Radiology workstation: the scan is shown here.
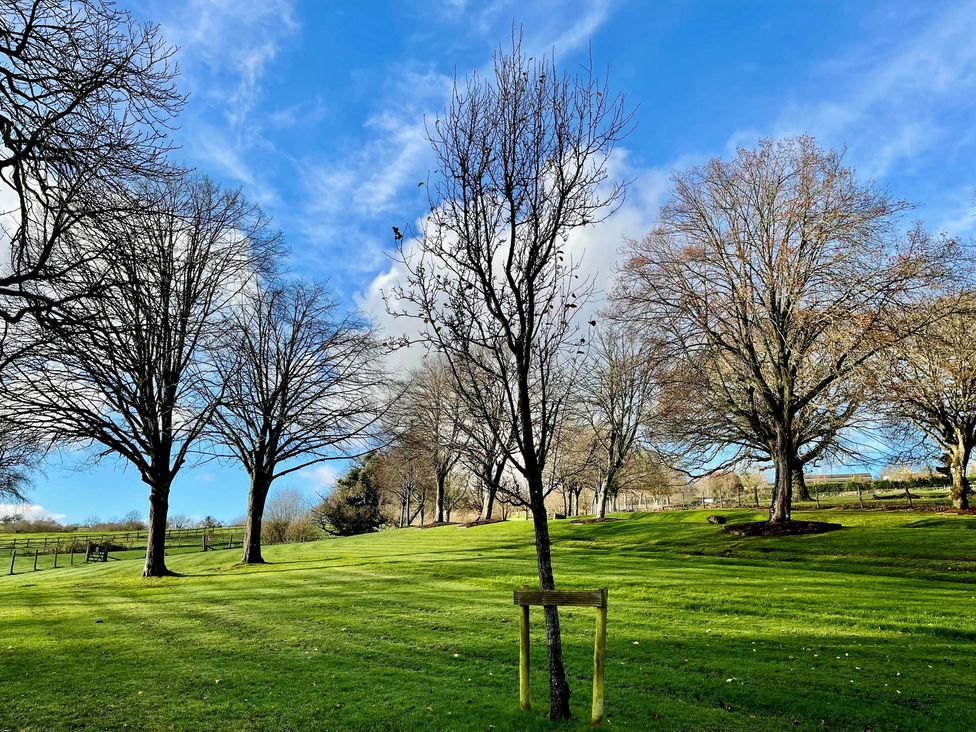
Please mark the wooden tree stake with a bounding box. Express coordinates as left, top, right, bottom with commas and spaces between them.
514, 587, 609, 725
519, 601, 531, 711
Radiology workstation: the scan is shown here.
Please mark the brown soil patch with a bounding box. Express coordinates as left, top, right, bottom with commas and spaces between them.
722, 520, 843, 537
570, 517, 622, 525
458, 518, 505, 528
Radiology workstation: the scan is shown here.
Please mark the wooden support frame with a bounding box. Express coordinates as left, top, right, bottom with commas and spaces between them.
514, 587, 609, 725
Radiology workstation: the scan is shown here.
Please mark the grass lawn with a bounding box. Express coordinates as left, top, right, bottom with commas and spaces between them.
1, 509, 975, 731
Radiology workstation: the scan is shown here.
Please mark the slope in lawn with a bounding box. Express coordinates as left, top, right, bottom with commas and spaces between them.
1, 510, 975, 731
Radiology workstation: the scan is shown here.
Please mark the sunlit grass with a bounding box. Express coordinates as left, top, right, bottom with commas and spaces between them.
2, 509, 975, 730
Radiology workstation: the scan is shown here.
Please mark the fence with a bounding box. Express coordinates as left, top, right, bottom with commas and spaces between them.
3, 525, 245, 575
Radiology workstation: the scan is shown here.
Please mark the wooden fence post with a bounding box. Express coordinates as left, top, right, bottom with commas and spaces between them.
592, 588, 608, 725
9, 548, 15, 575
54, 542, 60, 569
33, 548, 39, 571
519, 601, 531, 711
70, 548, 75, 566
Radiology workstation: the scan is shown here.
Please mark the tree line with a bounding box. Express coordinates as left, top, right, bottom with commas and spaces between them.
0, 6, 974, 722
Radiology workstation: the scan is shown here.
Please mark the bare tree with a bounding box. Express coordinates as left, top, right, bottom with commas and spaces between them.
616, 137, 956, 524
580, 326, 660, 519
393, 360, 463, 524
209, 280, 384, 563
389, 36, 629, 719
372, 441, 434, 527
546, 421, 600, 517
454, 362, 513, 521
5, 176, 276, 576
263, 486, 312, 544
0, 0, 182, 330
877, 299, 976, 509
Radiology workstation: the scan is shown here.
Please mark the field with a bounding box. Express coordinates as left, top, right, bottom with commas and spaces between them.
2, 509, 975, 731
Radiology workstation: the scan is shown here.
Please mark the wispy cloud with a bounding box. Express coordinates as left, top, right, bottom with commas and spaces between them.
744, 1, 976, 175
149, 0, 299, 196
301, 2, 617, 287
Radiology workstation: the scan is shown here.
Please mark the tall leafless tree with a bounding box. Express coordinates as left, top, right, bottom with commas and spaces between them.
4, 176, 276, 576
580, 326, 660, 519
389, 35, 630, 719
616, 137, 957, 524
393, 360, 463, 524
0, 0, 182, 333
877, 297, 976, 509
209, 280, 384, 563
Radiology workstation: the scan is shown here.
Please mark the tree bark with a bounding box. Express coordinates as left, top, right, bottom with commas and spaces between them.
528, 474, 571, 721
769, 445, 794, 523
242, 472, 271, 564
793, 467, 812, 502
435, 472, 446, 523
143, 478, 173, 577
479, 483, 497, 521
949, 444, 971, 510
595, 476, 611, 519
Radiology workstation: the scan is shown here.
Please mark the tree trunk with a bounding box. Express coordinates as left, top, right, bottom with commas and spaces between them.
435, 472, 446, 523
949, 444, 971, 510
143, 478, 173, 577
769, 448, 794, 523
595, 476, 611, 519
242, 472, 271, 564
480, 483, 497, 521
528, 474, 571, 721
793, 467, 812, 502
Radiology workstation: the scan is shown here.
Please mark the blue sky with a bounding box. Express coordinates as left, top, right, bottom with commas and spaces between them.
17, 0, 976, 524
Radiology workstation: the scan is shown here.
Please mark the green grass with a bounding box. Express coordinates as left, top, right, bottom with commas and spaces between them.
2, 509, 975, 731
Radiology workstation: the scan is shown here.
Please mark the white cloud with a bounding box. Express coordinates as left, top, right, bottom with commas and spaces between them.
299, 464, 342, 495
0, 503, 66, 523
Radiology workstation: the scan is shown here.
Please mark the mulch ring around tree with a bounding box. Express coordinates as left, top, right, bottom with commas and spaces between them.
420, 521, 457, 529
570, 517, 622, 525
722, 520, 843, 537
458, 518, 505, 528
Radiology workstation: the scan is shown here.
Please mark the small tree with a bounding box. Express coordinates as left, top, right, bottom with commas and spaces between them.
390, 36, 630, 719
372, 441, 434, 527
392, 360, 463, 524
315, 463, 383, 536
579, 327, 660, 519
263, 487, 312, 544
